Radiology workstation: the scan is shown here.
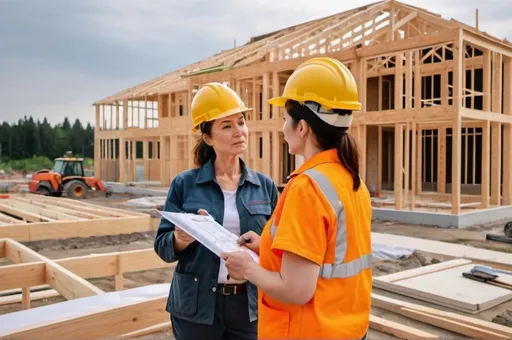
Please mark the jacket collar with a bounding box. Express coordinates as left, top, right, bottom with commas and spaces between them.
195, 157, 261, 187
288, 148, 340, 180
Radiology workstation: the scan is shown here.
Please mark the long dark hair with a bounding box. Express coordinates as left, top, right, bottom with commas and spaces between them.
285, 100, 361, 191
193, 121, 216, 167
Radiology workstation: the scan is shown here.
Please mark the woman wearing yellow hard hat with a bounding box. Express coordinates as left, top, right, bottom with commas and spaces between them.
222, 57, 372, 339
154, 82, 278, 340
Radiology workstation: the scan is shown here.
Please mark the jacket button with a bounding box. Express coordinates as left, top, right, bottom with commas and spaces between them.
212, 287, 217, 292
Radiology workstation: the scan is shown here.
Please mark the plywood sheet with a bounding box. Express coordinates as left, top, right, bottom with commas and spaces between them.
374, 261, 512, 313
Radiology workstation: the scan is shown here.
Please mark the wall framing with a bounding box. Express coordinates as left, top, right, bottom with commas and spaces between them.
93, 0, 512, 221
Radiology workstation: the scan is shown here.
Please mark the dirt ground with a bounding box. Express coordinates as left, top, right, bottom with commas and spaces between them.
1, 195, 512, 339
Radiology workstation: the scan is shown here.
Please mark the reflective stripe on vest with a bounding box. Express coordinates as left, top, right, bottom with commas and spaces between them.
270, 168, 372, 279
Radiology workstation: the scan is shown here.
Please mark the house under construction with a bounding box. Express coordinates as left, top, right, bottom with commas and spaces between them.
93, 0, 512, 227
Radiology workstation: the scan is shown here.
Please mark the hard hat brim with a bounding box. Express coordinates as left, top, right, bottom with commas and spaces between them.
191, 106, 252, 133
268, 96, 287, 107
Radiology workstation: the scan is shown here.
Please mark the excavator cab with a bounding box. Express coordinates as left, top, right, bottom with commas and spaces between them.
53, 158, 85, 178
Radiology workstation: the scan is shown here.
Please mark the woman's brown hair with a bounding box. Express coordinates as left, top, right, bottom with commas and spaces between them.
192, 121, 216, 167
285, 100, 361, 191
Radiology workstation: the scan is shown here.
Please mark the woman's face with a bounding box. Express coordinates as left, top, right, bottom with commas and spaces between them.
205, 113, 248, 156
282, 110, 304, 155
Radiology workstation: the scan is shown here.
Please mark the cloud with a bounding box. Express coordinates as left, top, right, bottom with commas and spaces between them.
0, 0, 511, 127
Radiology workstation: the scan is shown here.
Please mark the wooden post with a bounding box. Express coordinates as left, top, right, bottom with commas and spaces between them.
394, 123, 404, 210
438, 128, 446, 193
143, 140, 149, 181
404, 123, 410, 205
119, 138, 126, 183
377, 126, 382, 193
94, 105, 101, 179
503, 56, 512, 205
451, 30, 463, 215
411, 122, 417, 210
481, 120, 490, 208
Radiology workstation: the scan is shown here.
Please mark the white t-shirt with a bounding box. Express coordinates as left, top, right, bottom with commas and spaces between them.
217, 188, 246, 284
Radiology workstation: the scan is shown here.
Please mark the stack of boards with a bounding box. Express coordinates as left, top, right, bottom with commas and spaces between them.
373, 259, 512, 314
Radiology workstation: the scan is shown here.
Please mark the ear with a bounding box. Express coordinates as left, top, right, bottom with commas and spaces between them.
298, 120, 310, 138
202, 133, 213, 147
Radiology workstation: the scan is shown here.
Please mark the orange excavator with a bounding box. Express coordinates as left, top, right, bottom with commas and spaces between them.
28, 155, 113, 199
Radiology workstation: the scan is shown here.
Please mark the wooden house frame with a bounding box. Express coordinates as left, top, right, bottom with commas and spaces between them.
93, 0, 512, 219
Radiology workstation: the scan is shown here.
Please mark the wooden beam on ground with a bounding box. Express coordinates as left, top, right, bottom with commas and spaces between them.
0, 296, 169, 340
0, 247, 170, 292
5, 240, 103, 300
372, 294, 512, 339
369, 315, 438, 339
0, 199, 84, 221
0, 263, 45, 291
11, 197, 104, 219
0, 212, 26, 224
18, 194, 142, 218
0, 215, 152, 242
0, 202, 53, 222
0, 289, 59, 306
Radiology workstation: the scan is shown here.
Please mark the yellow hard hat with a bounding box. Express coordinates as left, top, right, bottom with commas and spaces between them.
268, 57, 361, 111
191, 82, 251, 133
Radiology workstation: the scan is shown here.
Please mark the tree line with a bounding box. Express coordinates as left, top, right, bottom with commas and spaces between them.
0, 116, 94, 162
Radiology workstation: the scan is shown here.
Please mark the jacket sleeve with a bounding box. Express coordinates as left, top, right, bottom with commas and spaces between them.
154, 176, 186, 263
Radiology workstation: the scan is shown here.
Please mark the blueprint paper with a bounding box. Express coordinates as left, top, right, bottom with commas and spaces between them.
160, 211, 260, 263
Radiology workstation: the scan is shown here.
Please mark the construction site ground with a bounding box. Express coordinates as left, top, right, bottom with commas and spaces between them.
1, 193, 511, 339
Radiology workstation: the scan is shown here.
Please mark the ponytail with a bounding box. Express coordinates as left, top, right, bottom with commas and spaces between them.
336, 132, 361, 191
192, 121, 216, 167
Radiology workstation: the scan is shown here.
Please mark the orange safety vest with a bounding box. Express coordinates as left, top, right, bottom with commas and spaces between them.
258, 148, 372, 339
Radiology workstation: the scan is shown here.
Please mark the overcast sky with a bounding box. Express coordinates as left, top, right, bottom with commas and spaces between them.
1, 0, 510, 126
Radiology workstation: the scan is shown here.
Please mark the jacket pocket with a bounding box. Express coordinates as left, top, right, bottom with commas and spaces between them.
258, 298, 290, 338
168, 272, 199, 316
243, 200, 272, 216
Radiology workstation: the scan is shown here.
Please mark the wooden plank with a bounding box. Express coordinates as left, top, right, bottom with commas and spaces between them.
374, 264, 512, 313
461, 108, 512, 124
0, 248, 170, 291
57, 249, 170, 278
376, 259, 472, 282
0, 296, 169, 340
0, 263, 45, 291
0, 212, 25, 224
0, 202, 53, 222
357, 28, 459, 58
0, 199, 84, 221
372, 294, 512, 338
19, 194, 141, 218
369, 315, 439, 339
0, 289, 59, 306
353, 106, 453, 125
11, 197, 104, 219
5, 240, 103, 300
0, 215, 152, 242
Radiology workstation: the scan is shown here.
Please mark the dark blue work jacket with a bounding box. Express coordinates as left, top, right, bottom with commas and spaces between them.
154, 158, 278, 325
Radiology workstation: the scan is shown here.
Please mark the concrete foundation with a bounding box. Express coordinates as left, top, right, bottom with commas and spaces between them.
372, 206, 512, 229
